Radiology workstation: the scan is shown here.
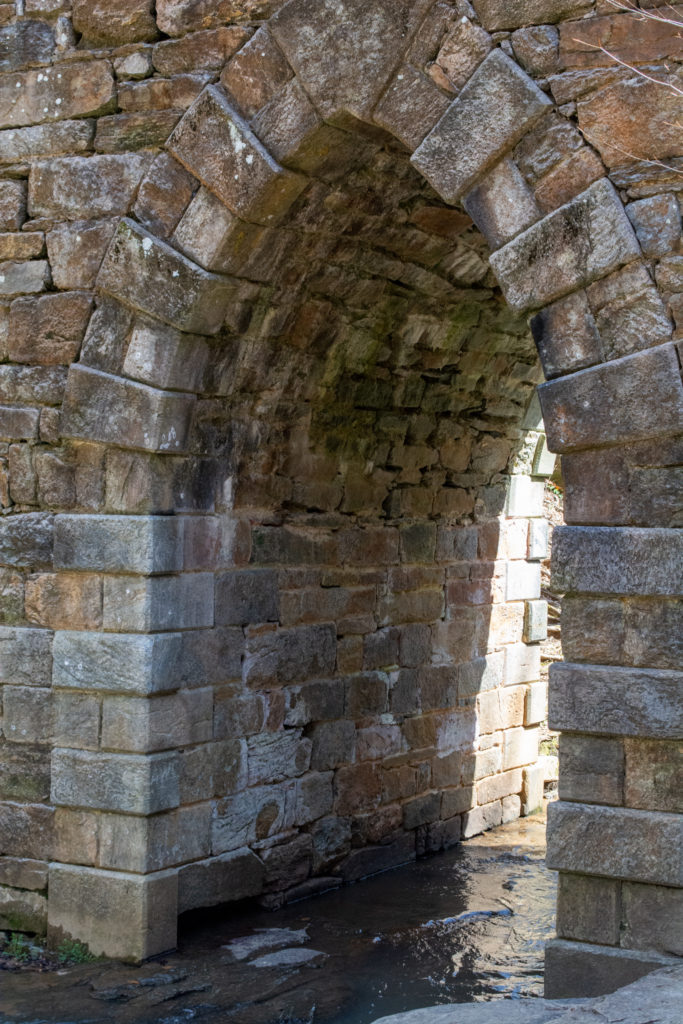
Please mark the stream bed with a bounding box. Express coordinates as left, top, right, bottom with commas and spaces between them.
0, 813, 555, 1024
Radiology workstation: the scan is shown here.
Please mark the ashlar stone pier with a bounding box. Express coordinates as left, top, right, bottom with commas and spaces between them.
0, 0, 681, 998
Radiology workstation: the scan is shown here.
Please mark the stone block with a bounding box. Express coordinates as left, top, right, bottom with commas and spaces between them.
0, 20, 54, 75
178, 626, 243, 689
215, 569, 278, 626
462, 800, 503, 838
133, 152, 198, 240
524, 679, 547, 725
412, 50, 551, 203
123, 317, 210, 393
45, 219, 116, 291
53, 691, 100, 751
556, 873, 621, 946
504, 643, 541, 685
0, 406, 40, 441
338, 833, 415, 883
153, 26, 248, 76
373, 65, 451, 151
587, 263, 673, 362
472, 0, 591, 31
61, 365, 195, 454
0, 260, 50, 299
167, 85, 307, 227
309, 720, 356, 771
172, 186, 267, 276
544, 938, 680, 1000
295, 771, 334, 826
0, 512, 53, 569
506, 476, 545, 517
551, 526, 683, 597
284, 680, 344, 728
247, 730, 311, 786
0, 858, 47, 891
51, 748, 179, 814
511, 25, 560, 77
506, 561, 541, 602
212, 784, 293, 854
25, 572, 101, 631
79, 295, 134, 375
0, 885, 47, 934
52, 631, 182, 695
0, 802, 54, 860
101, 689, 212, 753
98, 804, 211, 874
503, 726, 539, 770
0, 121, 94, 166
546, 801, 682, 886
220, 26, 293, 120
0, 181, 26, 232
47, 864, 177, 962
96, 219, 231, 336
102, 573, 214, 631
244, 623, 336, 687
270, 0, 433, 123
433, 17, 493, 93
0, 61, 115, 131
521, 763, 544, 815
490, 179, 641, 312
8, 292, 92, 366
524, 602, 548, 646
624, 738, 683, 814
72, 0, 156, 46
530, 290, 602, 379
29, 154, 151, 221
0, 626, 52, 686
0, 743, 50, 802
463, 158, 540, 250
621, 882, 683, 956
334, 762, 382, 816
477, 769, 522, 807
54, 514, 183, 574
178, 847, 264, 914
627, 194, 681, 259
0, 233, 44, 262
550, 662, 683, 740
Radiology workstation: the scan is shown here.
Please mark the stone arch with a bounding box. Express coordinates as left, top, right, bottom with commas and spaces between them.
0, 0, 681, 997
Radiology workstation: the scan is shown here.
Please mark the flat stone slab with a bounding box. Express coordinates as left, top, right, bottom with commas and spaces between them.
222, 927, 309, 962
249, 947, 326, 968
371, 965, 683, 1023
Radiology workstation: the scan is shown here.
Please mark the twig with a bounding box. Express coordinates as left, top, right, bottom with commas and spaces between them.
576, 123, 683, 177
604, 0, 683, 29
571, 38, 683, 96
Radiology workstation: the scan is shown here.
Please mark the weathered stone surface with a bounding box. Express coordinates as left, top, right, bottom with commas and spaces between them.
561, 594, 683, 670
172, 186, 266, 275
464, 158, 541, 250
153, 26, 249, 76
94, 110, 183, 154
96, 219, 231, 335
270, 0, 434, 123
48, 864, 177, 961
168, 85, 307, 226
178, 847, 264, 913
0, 512, 53, 569
216, 569, 279, 626
220, 25, 293, 120
544, 940, 681, 1001
512, 25, 560, 77
550, 663, 683, 740
0, 885, 47, 934
54, 514, 183, 574
621, 883, 683, 956
0, 232, 44, 261
558, 733, 624, 805
546, 801, 682, 886
0, 20, 54, 74
156, 0, 281, 36
212, 783, 293, 853
433, 18, 493, 94
29, 153, 152, 220
586, 263, 672, 361
557, 873, 620, 946
0, 120, 94, 165
244, 623, 337, 687
8, 291, 92, 365
0, 181, 26, 232
472, 0, 591, 31
0, 259, 50, 299
540, 345, 683, 453
0, 857, 47, 891
412, 50, 551, 203
72, 0, 157, 46
52, 748, 179, 814
61, 365, 195, 453
0, 62, 115, 131
490, 179, 641, 312
627, 194, 681, 259
52, 630, 182, 694
0, 744, 50, 802
624, 738, 683, 814
133, 152, 198, 239
552, 526, 683, 598
101, 689, 212, 753
531, 290, 602, 378
123, 317, 210, 392
46, 219, 117, 290
103, 573, 213, 631
373, 65, 451, 152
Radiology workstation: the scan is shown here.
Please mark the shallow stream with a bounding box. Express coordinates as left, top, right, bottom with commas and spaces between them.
0, 813, 555, 1024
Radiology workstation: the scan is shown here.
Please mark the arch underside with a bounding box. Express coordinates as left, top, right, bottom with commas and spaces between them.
0, 0, 681, 996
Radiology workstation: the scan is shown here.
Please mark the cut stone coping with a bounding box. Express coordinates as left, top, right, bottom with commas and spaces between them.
369, 965, 683, 1023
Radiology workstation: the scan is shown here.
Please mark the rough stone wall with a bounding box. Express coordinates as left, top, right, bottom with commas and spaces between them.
0, 0, 680, 995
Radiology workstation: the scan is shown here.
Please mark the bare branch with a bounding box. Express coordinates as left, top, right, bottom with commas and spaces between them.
604, 0, 683, 29
571, 37, 683, 95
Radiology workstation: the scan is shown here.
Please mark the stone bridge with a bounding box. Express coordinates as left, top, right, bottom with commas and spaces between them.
0, 0, 681, 997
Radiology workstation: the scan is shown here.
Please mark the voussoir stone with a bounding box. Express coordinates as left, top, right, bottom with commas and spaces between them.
270, 0, 434, 123
0, 62, 115, 131
61, 364, 196, 453
96, 218, 231, 335
167, 85, 307, 226
412, 49, 552, 204
490, 178, 641, 312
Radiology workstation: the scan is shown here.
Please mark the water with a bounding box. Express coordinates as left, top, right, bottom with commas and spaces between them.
0, 814, 555, 1024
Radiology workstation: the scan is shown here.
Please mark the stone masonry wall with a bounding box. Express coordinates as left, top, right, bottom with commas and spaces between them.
0, 0, 680, 994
